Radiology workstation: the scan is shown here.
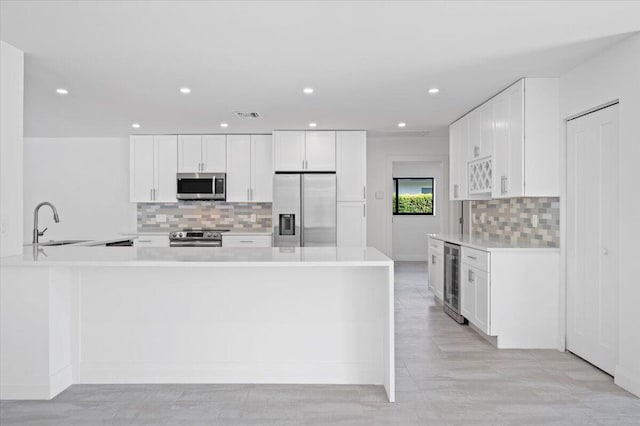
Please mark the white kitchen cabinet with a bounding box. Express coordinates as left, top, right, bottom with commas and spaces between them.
337, 131, 367, 202
130, 135, 177, 203
273, 131, 336, 172
226, 134, 273, 202
337, 202, 367, 247
178, 135, 226, 172
492, 78, 558, 198
250, 135, 273, 202
222, 234, 272, 247
449, 77, 559, 200
305, 131, 336, 171
428, 237, 445, 300
449, 118, 468, 200
274, 131, 305, 171
133, 235, 170, 247
461, 254, 491, 335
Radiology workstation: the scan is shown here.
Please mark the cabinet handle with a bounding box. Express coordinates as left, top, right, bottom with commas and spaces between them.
202, 163, 206, 172
363, 204, 366, 217
454, 184, 459, 198
501, 176, 508, 195
468, 269, 475, 283
432, 255, 436, 265
305, 159, 309, 169
467, 255, 477, 260
250, 188, 253, 201
153, 188, 157, 200
363, 186, 366, 199
240, 241, 252, 243
474, 146, 480, 157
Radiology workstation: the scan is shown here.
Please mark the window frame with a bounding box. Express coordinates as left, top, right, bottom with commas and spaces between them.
392, 177, 435, 216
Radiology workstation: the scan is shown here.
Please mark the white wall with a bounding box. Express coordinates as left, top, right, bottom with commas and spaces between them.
0, 41, 24, 257
367, 135, 449, 258
392, 161, 444, 261
23, 138, 137, 242
559, 32, 640, 397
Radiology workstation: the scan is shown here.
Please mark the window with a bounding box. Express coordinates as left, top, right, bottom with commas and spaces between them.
392, 178, 434, 215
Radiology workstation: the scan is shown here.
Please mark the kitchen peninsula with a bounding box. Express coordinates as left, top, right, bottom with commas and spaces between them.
0, 246, 395, 402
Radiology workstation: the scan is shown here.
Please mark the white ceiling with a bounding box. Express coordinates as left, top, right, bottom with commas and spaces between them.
1, 1, 639, 137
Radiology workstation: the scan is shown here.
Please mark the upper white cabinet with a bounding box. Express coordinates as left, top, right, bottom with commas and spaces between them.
130, 135, 177, 203
449, 119, 468, 200
274, 131, 336, 172
178, 135, 226, 172
336, 131, 367, 202
449, 77, 559, 201
226, 134, 273, 202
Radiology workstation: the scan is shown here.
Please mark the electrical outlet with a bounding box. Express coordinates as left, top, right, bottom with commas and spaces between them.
375, 191, 384, 200
250, 214, 257, 223
156, 214, 166, 223
531, 214, 539, 228
480, 213, 486, 223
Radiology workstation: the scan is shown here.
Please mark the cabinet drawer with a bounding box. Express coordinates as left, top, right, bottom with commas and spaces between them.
428, 237, 444, 254
222, 235, 272, 247
461, 246, 489, 272
134, 236, 170, 248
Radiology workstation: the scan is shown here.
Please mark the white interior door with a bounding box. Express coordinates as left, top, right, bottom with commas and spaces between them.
566, 103, 619, 375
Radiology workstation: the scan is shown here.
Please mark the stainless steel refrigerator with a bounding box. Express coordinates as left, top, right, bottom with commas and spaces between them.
273, 173, 336, 247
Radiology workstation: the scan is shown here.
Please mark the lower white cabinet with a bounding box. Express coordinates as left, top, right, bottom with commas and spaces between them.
134, 235, 170, 247
222, 234, 272, 247
428, 237, 445, 300
460, 247, 491, 335
337, 202, 367, 247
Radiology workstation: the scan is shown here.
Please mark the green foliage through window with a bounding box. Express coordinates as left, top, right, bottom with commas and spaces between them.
393, 178, 434, 215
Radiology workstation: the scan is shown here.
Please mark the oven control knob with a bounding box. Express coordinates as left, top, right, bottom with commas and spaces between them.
171, 232, 177, 238
206, 232, 213, 238
178, 232, 183, 238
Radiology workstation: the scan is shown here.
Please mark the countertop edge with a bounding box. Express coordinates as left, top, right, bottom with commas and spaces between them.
428, 234, 560, 252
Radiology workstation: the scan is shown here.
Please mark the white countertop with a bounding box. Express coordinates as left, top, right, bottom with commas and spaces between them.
428, 233, 560, 252
2, 246, 392, 267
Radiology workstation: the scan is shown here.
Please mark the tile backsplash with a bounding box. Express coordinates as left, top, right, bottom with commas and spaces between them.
471, 197, 560, 247
138, 202, 272, 232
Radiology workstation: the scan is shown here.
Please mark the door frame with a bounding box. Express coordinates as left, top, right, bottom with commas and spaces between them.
559, 99, 620, 352
384, 156, 448, 258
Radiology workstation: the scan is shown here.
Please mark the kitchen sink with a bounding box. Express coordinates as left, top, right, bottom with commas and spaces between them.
37, 239, 91, 246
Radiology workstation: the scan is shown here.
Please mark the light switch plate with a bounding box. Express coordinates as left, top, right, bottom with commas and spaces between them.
375, 191, 384, 199
250, 214, 257, 223
531, 214, 539, 228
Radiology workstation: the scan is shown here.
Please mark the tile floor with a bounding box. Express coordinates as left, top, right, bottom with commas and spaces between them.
1, 261, 639, 425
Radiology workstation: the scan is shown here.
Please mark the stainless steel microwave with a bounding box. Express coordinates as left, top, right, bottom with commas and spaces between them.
176, 173, 226, 200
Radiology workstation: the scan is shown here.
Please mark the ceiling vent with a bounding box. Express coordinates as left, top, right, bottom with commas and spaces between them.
234, 111, 261, 119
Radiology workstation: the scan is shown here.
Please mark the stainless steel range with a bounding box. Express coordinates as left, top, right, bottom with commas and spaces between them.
169, 229, 229, 247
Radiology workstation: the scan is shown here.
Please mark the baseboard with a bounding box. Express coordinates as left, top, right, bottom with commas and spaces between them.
78, 361, 383, 385
49, 365, 73, 398
614, 364, 640, 397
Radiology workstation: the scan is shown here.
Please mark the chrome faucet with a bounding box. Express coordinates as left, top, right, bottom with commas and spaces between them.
33, 202, 60, 244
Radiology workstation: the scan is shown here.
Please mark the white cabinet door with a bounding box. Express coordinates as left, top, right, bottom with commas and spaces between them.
468, 108, 482, 161
251, 135, 273, 202
493, 81, 524, 198
134, 235, 170, 247
434, 253, 444, 301
154, 135, 178, 202
178, 135, 203, 172
428, 252, 437, 292
449, 118, 469, 200
202, 135, 226, 172
460, 263, 475, 320
337, 131, 366, 201
274, 131, 305, 171
226, 135, 251, 202
492, 90, 509, 198
474, 267, 490, 335
480, 101, 494, 159
305, 131, 336, 171
337, 202, 366, 247
130, 136, 155, 202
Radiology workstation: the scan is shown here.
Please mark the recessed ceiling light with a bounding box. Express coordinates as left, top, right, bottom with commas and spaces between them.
56, 88, 69, 95
309, 122, 317, 128
220, 123, 229, 128
397, 122, 407, 128
180, 87, 191, 94
131, 123, 141, 129
428, 88, 440, 94
303, 87, 314, 94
